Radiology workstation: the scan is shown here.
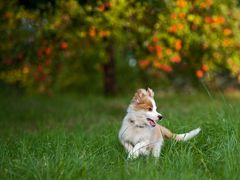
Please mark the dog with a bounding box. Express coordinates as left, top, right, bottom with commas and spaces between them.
118, 88, 201, 159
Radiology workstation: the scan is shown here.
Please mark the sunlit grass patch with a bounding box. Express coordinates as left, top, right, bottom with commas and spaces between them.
0, 93, 239, 179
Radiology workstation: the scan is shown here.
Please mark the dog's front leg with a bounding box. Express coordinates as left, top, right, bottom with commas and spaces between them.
152, 141, 163, 158
128, 141, 149, 159
123, 142, 133, 153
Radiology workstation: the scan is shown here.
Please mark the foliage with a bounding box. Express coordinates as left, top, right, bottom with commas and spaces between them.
0, 0, 240, 94
139, 0, 240, 86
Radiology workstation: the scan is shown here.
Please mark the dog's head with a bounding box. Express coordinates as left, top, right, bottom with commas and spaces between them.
128, 88, 163, 127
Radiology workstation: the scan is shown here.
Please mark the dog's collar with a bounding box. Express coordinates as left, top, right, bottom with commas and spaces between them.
136, 125, 144, 128
128, 118, 148, 129
135, 124, 148, 128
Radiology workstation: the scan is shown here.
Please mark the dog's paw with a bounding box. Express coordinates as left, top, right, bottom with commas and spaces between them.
127, 151, 139, 160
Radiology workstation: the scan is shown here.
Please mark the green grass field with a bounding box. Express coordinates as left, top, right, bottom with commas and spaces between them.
0, 91, 240, 179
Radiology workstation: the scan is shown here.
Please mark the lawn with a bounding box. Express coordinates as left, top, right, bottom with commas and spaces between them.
0, 91, 240, 179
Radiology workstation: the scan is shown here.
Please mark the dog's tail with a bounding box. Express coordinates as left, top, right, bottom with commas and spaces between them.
160, 126, 201, 141
174, 128, 201, 141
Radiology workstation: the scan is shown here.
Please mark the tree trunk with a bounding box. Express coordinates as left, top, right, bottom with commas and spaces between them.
103, 43, 117, 96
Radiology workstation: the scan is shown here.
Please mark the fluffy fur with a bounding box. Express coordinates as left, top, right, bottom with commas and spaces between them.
118, 88, 201, 159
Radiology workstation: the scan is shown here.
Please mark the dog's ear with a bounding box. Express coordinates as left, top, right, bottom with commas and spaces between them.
147, 88, 154, 97
132, 89, 147, 104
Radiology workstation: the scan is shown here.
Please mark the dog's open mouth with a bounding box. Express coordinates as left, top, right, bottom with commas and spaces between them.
147, 118, 156, 127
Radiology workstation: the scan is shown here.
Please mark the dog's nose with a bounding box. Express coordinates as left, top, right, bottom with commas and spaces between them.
158, 115, 163, 120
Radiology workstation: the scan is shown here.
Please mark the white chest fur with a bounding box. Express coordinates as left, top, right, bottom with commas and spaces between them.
118, 115, 153, 145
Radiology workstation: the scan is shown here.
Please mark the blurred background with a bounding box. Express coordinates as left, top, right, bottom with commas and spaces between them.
1, 0, 240, 96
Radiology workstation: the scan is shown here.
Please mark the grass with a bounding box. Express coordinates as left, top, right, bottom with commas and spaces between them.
0, 91, 240, 179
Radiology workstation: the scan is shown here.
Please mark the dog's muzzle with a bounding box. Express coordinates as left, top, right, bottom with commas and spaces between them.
147, 118, 156, 127
158, 115, 163, 120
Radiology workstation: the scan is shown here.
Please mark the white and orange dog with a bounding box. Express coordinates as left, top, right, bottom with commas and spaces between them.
118, 88, 201, 159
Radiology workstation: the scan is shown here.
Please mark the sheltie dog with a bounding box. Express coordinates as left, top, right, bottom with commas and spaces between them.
118, 88, 201, 159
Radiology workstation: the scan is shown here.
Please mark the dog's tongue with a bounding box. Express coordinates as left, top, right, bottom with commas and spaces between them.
148, 119, 156, 127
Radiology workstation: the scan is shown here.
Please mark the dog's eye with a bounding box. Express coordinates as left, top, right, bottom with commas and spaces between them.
148, 107, 152, 111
